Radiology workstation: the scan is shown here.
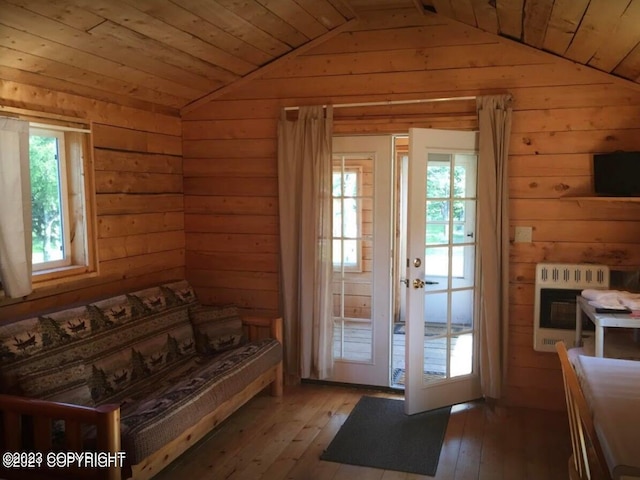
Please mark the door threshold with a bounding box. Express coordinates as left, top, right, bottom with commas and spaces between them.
301, 378, 404, 395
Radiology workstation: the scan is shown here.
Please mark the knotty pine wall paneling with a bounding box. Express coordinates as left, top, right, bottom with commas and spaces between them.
183, 112, 280, 318
0, 81, 185, 321
182, 8, 640, 410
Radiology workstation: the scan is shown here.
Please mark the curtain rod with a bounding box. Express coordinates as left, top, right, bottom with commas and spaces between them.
283, 96, 477, 111
30, 122, 91, 133
0, 106, 89, 129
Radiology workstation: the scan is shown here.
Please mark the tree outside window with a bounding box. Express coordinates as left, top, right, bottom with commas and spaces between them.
425, 154, 477, 279
29, 131, 67, 266
26, 122, 96, 280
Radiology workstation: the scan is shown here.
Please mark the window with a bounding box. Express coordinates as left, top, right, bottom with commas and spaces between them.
30, 128, 71, 270
332, 160, 363, 272
28, 122, 96, 281
425, 153, 477, 279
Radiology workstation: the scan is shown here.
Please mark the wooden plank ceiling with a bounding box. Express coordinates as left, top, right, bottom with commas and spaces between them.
417, 0, 640, 86
0, 0, 355, 113
1, 0, 640, 114
350, 0, 640, 88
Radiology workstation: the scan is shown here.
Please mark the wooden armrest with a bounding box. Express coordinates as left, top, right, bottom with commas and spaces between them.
241, 316, 273, 327
240, 316, 284, 397
242, 316, 283, 343
0, 394, 118, 419
0, 394, 121, 480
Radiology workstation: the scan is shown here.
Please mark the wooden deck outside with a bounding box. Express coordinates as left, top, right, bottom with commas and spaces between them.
334, 321, 473, 388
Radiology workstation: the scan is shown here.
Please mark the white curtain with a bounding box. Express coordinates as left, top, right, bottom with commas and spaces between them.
476, 95, 512, 399
0, 117, 32, 298
277, 105, 334, 381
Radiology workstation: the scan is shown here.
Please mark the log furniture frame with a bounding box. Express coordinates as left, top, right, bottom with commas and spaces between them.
0, 316, 283, 480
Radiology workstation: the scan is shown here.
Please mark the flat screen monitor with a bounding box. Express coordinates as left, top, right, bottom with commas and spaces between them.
593, 151, 640, 196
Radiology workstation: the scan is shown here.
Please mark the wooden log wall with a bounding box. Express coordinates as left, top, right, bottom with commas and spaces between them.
183, 7, 640, 410
0, 80, 184, 321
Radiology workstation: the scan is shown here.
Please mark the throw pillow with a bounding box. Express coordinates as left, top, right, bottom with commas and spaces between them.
189, 305, 245, 355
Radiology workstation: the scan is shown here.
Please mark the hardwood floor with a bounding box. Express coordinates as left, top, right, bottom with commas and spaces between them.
152, 383, 571, 480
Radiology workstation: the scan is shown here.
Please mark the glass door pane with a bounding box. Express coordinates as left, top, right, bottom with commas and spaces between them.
332, 154, 373, 362
330, 135, 392, 388
422, 152, 477, 383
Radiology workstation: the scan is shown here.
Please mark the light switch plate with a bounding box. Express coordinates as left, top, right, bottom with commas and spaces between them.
514, 226, 533, 243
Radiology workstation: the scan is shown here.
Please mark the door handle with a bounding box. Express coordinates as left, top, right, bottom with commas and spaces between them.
413, 279, 425, 289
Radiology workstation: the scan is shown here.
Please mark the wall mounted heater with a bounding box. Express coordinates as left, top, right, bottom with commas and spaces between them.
533, 263, 610, 352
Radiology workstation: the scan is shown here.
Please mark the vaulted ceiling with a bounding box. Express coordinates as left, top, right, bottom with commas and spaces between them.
1, 0, 639, 114
419, 0, 640, 83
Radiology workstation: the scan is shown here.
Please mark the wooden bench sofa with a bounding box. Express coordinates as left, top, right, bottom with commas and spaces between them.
0, 280, 283, 480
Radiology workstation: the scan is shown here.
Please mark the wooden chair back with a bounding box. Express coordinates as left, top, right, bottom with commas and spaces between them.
556, 341, 611, 480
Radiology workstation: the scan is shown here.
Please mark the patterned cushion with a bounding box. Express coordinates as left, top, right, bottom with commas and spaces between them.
88, 295, 137, 329
47, 384, 94, 406
1, 304, 194, 396
118, 338, 282, 463
86, 280, 197, 330
18, 360, 93, 406
0, 306, 94, 391
86, 318, 196, 405
0, 282, 285, 466
189, 305, 245, 355
0, 306, 93, 356
0, 281, 196, 391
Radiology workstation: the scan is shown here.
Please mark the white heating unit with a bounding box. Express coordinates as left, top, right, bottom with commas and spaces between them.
533, 263, 610, 352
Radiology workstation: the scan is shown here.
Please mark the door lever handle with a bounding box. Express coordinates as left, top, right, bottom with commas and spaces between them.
413, 279, 425, 289
424, 280, 439, 285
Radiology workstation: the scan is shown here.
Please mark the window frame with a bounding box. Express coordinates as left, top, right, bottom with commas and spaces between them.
29, 126, 73, 272
332, 161, 364, 273
28, 121, 97, 284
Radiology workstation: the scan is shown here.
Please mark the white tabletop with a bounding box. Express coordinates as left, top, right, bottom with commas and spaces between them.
576, 296, 640, 358
577, 295, 640, 328
575, 354, 640, 478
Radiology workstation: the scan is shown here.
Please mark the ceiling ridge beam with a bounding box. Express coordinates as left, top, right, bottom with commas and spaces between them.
181, 17, 359, 115
412, 0, 426, 15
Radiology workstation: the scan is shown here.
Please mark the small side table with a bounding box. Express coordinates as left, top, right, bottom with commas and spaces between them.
575, 295, 640, 357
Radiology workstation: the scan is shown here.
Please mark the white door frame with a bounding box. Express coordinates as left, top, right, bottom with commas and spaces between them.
329, 135, 393, 387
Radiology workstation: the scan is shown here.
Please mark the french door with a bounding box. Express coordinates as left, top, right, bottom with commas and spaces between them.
329, 135, 392, 387
405, 128, 481, 415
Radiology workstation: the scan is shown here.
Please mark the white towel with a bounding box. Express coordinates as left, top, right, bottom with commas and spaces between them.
620, 292, 640, 299
620, 296, 640, 311
582, 289, 640, 310
581, 289, 626, 301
